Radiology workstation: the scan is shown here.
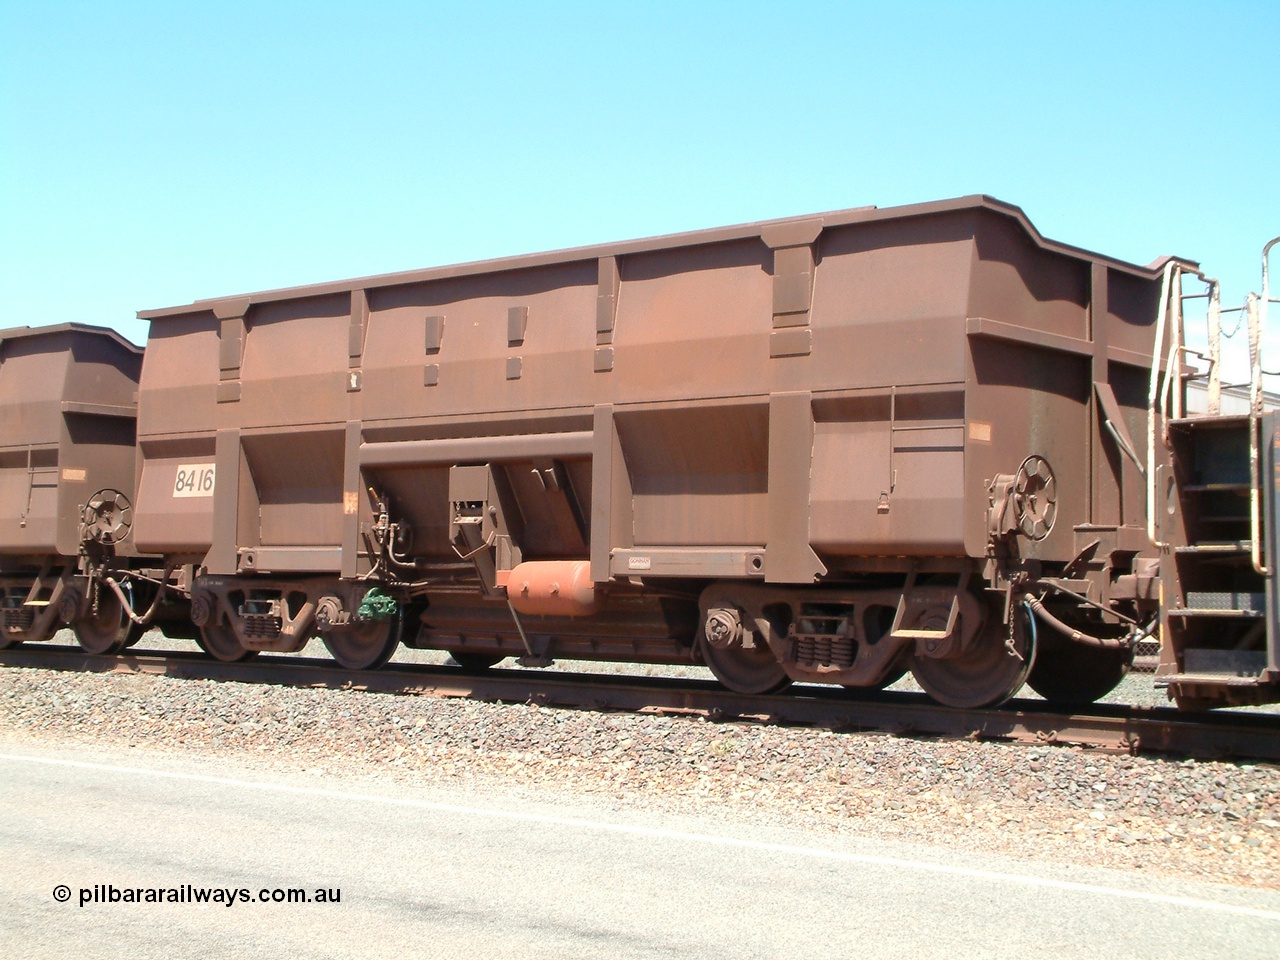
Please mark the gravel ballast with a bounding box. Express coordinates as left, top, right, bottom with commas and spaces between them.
2, 664, 1278, 890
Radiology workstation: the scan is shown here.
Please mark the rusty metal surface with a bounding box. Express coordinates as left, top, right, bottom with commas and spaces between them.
4, 645, 1278, 762
0, 324, 142, 559
138, 197, 1178, 320
133, 195, 1174, 577
117, 194, 1202, 707
5, 197, 1273, 711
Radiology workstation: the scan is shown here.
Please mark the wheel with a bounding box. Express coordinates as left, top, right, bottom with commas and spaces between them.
699, 633, 791, 695
73, 588, 133, 655
322, 616, 401, 670
1026, 632, 1134, 706
701, 636, 791, 694
696, 598, 792, 695
5, 623, 55, 646
121, 584, 155, 648
196, 624, 258, 662
875, 662, 910, 689
847, 608, 908, 690
856, 650, 911, 691
701, 634, 791, 694
123, 621, 149, 648
158, 618, 201, 641
2, 585, 55, 646
1173, 693, 1218, 711
449, 651, 506, 672
910, 598, 1035, 709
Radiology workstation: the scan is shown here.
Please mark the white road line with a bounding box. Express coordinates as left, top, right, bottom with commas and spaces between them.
5, 751, 1279, 922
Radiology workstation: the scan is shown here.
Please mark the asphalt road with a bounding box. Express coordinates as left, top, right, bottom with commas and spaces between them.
2, 741, 1277, 960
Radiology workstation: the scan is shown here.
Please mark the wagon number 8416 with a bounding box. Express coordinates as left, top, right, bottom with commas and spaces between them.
173, 463, 216, 498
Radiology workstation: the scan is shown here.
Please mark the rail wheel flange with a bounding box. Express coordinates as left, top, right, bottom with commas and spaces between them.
910, 596, 1035, 709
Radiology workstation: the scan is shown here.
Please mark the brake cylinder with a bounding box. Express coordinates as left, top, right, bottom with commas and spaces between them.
503, 560, 598, 617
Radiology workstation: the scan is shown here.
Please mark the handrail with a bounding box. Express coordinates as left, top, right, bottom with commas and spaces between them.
1168, 277, 1185, 422
1264, 237, 1278, 311
1145, 262, 1221, 549
1248, 237, 1280, 576
1147, 261, 1179, 549
1248, 291, 1266, 574
1206, 281, 1222, 415
1144, 242, 1278, 569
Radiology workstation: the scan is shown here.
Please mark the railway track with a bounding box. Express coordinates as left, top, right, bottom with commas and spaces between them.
4, 644, 1279, 762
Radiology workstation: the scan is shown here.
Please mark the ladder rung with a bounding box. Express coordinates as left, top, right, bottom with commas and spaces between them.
1163, 674, 1268, 687
1174, 541, 1252, 554
1166, 608, 1264, 619
1168, 415, 1251, 429
1186, 590, 1266, 609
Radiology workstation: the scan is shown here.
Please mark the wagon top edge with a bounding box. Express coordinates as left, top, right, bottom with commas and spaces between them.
137, 194, 1200, 322
0, 322, 144, 354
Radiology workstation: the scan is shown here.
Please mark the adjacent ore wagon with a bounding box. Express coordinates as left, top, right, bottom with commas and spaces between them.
0, 324, 151, 651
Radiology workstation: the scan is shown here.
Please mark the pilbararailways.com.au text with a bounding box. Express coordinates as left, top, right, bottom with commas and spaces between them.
59, 884, 341, 907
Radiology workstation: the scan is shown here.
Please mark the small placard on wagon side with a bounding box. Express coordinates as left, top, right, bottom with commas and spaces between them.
173, 463, 216, 498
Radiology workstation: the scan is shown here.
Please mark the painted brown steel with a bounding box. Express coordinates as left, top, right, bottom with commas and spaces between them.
136, 197, 1190, 320
7, 198, 1277, 711
359, 432, 594, 469
123, 194, 1210, 706
134, 196, 1179, 577
0, 323, 143, 559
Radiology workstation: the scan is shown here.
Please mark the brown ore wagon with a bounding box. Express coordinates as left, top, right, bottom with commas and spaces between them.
8, 196, 1277, 711
0, 324, 155, 652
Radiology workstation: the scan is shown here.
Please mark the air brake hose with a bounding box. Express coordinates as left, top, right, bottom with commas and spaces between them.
1021, 599, 1037, 654
101, 562, 176, 626
1022, 595, 1134, 651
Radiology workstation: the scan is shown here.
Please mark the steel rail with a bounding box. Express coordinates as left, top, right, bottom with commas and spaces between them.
3, 645, 1279, 761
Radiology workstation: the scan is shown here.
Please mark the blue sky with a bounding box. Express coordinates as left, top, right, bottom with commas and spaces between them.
2, 1, 1276, 350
